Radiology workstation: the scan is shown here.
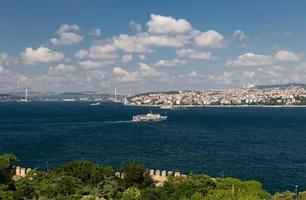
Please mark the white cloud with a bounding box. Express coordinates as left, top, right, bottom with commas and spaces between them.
176, 48, 216, 60
194, 30, 226, 48
74, 49, 89, 59
112, 66, 139, 82
50, 24, 83, 46
0, 67, 33, 92
89, 28, 101, 36
49, 63, 76, 74
122, 54, 133, 63
242, 71, 256, 78
147, 14, 192, 34
138, 62, 161, 77
227, 50, 302, 67
129, 21, 142, 32
0, 66, 4, 75
87, 44, 118, 59
113, 66, 130, 76
155, 58, 186, 67
111, 33, 185, 53
75, 44, 119, 60
112, 63, 162, 83
274, 50, 302, 62
207, 72, 235, 84
189, 70, 198, 77
21, 47, 65, 64
226, 53, 273, 66
79, 60, 114, 69
0, 53, 10, 66
233, 30, 248, 41
139, 54, 147, 60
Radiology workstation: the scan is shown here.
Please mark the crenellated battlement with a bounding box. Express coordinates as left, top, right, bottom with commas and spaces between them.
115, 169, 186, 186
13, 166, 185, 186
12, 166, 31, 181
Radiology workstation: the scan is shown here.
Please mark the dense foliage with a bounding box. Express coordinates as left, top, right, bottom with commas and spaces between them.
0, 154, 304, 200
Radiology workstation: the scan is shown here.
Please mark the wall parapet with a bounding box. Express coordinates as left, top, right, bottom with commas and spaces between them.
13, 166, 31, 181
115, 169, 186, 186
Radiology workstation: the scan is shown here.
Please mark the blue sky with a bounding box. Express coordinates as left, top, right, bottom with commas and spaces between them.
0, 0, 306, 94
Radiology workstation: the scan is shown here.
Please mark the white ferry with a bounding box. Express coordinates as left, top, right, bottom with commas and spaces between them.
132, 110, 167, 122
90, 102, 101, 106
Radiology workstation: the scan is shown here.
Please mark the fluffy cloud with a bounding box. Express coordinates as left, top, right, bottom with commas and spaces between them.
0, 67, 33, 92
274, 50, 302, 62
242, 71, 256, 78
113, 66, 130, 76
74, 49, 89, 59
112, 66, 139, 82
139, 54, 147, 60
21, 47, 65, 64
122, 54, 133, 63
176, 48, 216, 60
0, 53, 10, 66
233, 30, 248, 41
129, 21, 142, 32
147, 14, 192, 34
226, 53, 273, 66
50, 24, 83, 46
112, 63, 162, 83
79, 60, 114, 69
49, 63, 76, 74
194, 30, 226, 48
111, 33, 185, 53
89, 28, 101, 36
87, 44, 118, 59
227, 50, 302, 67
138, 62, 161, 77
75, 45, 119, 60
0, 66, 4, 75
155, 58, 186, 67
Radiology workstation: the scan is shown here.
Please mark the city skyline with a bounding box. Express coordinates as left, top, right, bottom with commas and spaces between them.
1, 0, 306, 93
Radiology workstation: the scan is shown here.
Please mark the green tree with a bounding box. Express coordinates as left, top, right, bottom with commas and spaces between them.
122, 187, 141, 200
120, 160, 154, 190
94, 175, 119, 199
272, 192, 294, 200
55, 160, 114, 185
0, 154, 17, 185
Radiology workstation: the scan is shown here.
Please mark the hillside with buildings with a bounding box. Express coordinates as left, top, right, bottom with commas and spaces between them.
127, 85, 306, 106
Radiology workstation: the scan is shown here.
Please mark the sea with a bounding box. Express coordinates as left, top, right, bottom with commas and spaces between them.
0, 102, 306, 193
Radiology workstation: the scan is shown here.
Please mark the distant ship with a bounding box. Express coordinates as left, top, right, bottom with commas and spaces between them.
18, 88, 30, 103
160, 105, 173, 110
90, 102, 101, 106
132, 110, 167, 122
63, 98, 75, 102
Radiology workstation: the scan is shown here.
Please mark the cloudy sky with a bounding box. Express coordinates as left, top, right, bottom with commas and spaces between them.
0, 0, 306, 94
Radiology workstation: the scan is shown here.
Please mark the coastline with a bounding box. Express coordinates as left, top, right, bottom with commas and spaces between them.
124, 103, 306, 108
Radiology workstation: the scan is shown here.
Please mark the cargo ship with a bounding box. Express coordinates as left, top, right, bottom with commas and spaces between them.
132, 110, 167, 122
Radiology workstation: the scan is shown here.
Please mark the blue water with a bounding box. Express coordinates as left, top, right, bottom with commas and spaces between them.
0, 102, 306, 193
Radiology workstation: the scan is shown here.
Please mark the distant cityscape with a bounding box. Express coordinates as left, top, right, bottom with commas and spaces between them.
2, 84, 306, 106
127, 84, 306, 106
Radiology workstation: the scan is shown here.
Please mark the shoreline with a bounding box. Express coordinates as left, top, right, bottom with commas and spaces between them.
124, 103, 306, 108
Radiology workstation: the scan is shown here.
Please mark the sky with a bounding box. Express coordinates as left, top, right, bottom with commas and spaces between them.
0, 0, 306, 94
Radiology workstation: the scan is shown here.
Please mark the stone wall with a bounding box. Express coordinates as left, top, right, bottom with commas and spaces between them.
115, 169, 186, 186
12, 166, 31, 181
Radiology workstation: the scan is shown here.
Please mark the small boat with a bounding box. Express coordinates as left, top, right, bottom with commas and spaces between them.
132, 110, 167, 122
160, 105, 173, 110
90, 102, 101, 106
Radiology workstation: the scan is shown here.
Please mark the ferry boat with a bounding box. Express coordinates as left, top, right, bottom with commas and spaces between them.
90, 102, 101, 106
132, 110, 167, 122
